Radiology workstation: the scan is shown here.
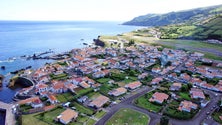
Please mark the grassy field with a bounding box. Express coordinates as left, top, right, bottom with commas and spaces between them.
106, 108, 149, 125
101, 31, 222, 61
86, 119, 97, 125
22, 113, 49, 125
96, 78, 112, 84
212, 110, 222, 124
73, 102, 94, 115
87, 92, 101, 100
49, 73, 68, 80
94, 110, 107, 119
158, 39, 222, 52
56, 92, 74, 103
135, 93, 163, 113
122, 76, 138, 84
179, 92, 191, 101
35, 107, 65, 125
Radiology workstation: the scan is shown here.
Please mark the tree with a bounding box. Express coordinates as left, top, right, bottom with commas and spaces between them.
160, 116, 169, 125
128, 39, 135, 46
181, 84, 188, 92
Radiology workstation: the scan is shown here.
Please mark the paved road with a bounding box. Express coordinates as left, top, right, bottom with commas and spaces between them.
95, 87, 158, 125
95, 54, 221, 125
96, 86, 221, 125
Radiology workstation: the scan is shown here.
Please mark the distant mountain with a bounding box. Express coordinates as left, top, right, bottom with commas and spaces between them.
123, 4, 222, 26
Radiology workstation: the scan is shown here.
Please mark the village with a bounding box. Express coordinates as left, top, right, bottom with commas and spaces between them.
14, 43, 222, 125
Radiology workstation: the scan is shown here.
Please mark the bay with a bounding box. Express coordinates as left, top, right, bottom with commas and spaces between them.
0, 21, 141, 103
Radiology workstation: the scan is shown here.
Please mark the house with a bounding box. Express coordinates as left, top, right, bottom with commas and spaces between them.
51, 82, 68, 93
151, 77, 163, 85
190, 88, 205, 99
68, 77, 82, 85
47, 94, 58, 104
44, 105, 56, 111
92, 83, 101, 88
57, 108, 78, 125
88, 95, 110, 108
180, 73, 191, 82
18, 97, 43, 108
108, 87, 127, 97
151, 67, 161, 73
191, 78, 203, 86
18, 97, 40, 105
178, 100, 198, 112
79, 81, 90, 88
125, 81, 142, 90
149, 92, 169, 104
138, 73, 148, 79
31, 98, 43, 108
168, 73, 177, 79
77, 96, 88, 103
200, 83, 215, 90
65, 83, 78, 93
83, 77, 95, 85
170, 83, 182, 91
35, 83, 48, 94
92, 71, 105, 78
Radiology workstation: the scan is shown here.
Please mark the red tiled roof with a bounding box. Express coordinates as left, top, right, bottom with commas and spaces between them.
125, 81, 142, 89
149, 92, 169, 104
89, 95, 110, 108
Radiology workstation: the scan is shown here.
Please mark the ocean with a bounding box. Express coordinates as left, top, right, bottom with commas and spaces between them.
0, 21, 141, 103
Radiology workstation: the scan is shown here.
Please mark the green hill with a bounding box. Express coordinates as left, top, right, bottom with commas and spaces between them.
158, 15, 222, 40
123, 4, 222, 26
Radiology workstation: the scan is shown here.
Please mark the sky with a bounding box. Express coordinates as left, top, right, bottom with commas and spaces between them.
0, 0, 222, 21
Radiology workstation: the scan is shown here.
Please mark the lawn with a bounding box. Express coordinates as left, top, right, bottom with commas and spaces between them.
179, 92, 191, 101
22, 113, 49, 125
72, 102, 94, 115
76, 115, 90, 123
19, 104, 33, 113
96, 78, 112, 84
71, 115, 95, 125
122, 76, 137, 84
212, 110, 222, 124
56, 92, 74, 103
99, 83, 118, 96
86, 119, 97, 125
49, 73, 68, 80
87, 92, 101, 100
106, 108, 149, 125
74, 88, 94, 99
35, 107, 65, 124
134, 93, 163, 113
94, 110, 107, 119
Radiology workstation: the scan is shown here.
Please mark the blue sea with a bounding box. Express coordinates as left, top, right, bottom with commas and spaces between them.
0, 21, 141, 103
